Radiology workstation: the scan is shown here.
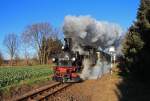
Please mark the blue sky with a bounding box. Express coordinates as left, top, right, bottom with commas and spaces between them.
0, 0, 140, 59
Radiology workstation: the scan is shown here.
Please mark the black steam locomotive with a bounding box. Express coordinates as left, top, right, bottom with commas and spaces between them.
52, 38, 83, 82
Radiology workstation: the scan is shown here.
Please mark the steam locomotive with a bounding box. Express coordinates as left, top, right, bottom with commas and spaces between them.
52, 38, 83, 82
52, 37, 112, 82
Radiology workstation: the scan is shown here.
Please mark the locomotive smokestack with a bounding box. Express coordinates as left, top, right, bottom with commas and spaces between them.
64, 38, 72, 51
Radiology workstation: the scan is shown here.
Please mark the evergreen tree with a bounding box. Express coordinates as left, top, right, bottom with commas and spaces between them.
122, 0, 150, 81
122, 25, 144, 75
137, 0, 150, 80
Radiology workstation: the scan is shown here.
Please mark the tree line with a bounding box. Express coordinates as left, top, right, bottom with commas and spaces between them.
0, 22, 62, 66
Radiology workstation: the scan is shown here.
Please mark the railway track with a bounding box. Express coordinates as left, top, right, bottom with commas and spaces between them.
13, 82, 73, 101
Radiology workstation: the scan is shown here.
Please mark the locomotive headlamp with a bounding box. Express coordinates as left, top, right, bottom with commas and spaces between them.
52, 58, 56, 62
72, 57, 76, 61
62, 46, 65, 50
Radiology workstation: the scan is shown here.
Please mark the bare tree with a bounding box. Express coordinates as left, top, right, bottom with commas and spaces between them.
3, 33, 18, 66
0, 51, 3, 66
14, 53, 20, 65
21, 42, 30, 65
40, 28, 62, 64
22, 22, 56, 64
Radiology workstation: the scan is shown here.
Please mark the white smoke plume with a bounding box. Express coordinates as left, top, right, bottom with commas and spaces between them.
63, 15, 123, 52
80, 58, 93, 80
63, 15, 123, 79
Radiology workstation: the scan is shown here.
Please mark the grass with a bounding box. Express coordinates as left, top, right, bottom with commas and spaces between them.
0, 65, 54, 91
0, 75, 51, 93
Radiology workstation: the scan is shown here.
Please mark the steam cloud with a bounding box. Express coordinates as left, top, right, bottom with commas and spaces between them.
63, 15, 123, 79
63, 15, 123, 52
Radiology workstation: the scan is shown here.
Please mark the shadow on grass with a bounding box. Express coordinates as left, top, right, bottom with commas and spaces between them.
115, 71, 150, 101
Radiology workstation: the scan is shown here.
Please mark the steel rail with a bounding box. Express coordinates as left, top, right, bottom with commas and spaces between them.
13, 82, 72, 101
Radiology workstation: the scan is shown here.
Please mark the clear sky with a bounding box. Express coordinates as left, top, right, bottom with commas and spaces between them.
0, 0, 140, 59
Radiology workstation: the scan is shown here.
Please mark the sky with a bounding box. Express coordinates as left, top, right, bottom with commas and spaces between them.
0, 0, 140, 59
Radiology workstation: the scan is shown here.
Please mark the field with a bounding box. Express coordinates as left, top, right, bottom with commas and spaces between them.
0, 65, 53, 90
